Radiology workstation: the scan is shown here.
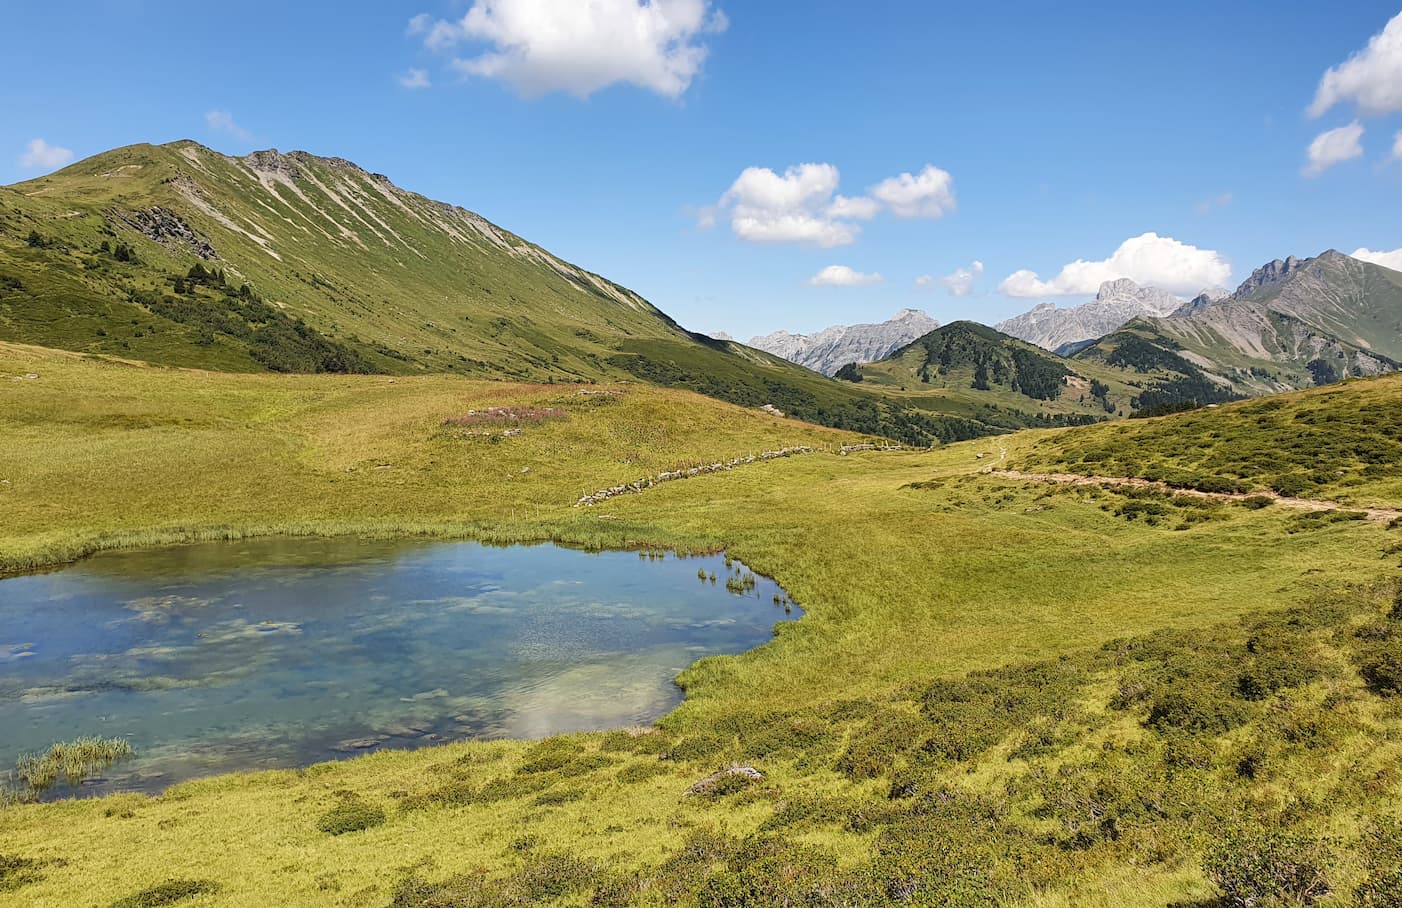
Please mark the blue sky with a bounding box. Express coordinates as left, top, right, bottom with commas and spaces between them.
6, 1, 1402, 339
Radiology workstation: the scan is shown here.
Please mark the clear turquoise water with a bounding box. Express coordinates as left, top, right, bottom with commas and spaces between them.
0, 538, 795, 795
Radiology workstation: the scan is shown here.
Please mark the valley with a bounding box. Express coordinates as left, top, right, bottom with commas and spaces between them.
1, 137, 1401, 907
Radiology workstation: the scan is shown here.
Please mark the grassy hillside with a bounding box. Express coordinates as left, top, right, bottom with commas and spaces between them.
0, 141, 1099, 447
1016, 372, 1402, 506
849, 321, 1164, 421
2, 344, 1401, 906
0, 142, 689, 380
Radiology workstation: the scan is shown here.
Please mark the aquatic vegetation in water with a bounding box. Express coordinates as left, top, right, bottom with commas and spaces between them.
14, 737, 134, 796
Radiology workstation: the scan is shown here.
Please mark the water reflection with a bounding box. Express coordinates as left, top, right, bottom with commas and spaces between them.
0, 538, 796, 795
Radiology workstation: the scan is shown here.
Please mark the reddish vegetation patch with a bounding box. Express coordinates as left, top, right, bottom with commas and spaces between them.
443, 406, 568, 427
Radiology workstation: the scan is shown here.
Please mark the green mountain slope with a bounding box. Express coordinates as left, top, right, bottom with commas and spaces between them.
850, 321, 1159, 420
0, 141, 1074, 446
0, 141, 695, 379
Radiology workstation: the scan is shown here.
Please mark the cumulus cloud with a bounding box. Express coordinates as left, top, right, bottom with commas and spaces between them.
399, 68, 432, 89
808, 265, 882, 287
205, 110, 253, 142
1352, 247, 1402, 271
1302, 121, 1365, 177
869, 165, 956, 219
18, 138, 73, 170
412, 0, 728, 99
1308, 11, 1402, 118
704, 161, 957, 247
711, 163, 859, 246
998, 233, 1231, 298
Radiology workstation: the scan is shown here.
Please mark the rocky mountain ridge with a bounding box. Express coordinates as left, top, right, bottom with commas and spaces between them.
995, 278, 1187, 353
748, 308, 940, 375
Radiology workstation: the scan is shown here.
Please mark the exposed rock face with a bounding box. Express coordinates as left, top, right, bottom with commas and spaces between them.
997, 279, 1184, 352
748, 308, 940, 375
1233, 256, 1309, 299
1150, 250, 1402, 370
113, 207, 218, 260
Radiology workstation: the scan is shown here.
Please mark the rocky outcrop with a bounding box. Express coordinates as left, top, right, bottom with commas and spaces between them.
1233, 255, 1311, 299
113, 207, 217, 260
748, 309, 940, 375
997, 279, 1185, 352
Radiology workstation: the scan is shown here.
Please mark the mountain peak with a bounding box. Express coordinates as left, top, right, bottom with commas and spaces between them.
1096, 277, 1142, 298
1234, 254, 1313, 298
748, 309, 940, 375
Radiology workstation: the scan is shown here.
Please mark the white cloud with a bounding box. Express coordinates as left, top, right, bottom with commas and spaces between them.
705, 161, 957, 247
415, 0, 728, 99
1352, 247, 1402, 271
18, 138, 73, 171
1194, 192, 1233, 215
998, 232, 1231, 298
205, 110, 253, 143
399, 68, 432, 89
1302, 121, 1364, 177
1308, 11, 1402, 118
927, 260, 983, 296
808, 265, 882, 287
826, 195, 880, 220
714, 163, 860, 247
869, 165, 956, 219
1393, 130, 1402, 161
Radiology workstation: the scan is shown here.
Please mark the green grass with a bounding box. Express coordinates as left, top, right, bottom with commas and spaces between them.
1016, 373, 1402, 506
1, 344, 1401, 905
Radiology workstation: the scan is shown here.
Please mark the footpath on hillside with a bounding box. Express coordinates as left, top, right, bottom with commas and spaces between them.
989, 469, 1402, 524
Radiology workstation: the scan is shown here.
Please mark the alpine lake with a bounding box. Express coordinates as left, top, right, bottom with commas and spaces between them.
0, 538, 797, 796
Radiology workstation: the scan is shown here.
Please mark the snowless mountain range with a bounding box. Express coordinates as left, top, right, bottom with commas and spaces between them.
994, 279, 1221, 354
743, 308, 940, 376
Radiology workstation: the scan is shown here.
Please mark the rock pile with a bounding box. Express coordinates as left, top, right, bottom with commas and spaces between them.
115, 207, 218, 260
839, 443, 908, 455
575, 447, 813, 507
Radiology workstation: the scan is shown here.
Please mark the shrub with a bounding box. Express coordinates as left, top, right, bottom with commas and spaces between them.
0, 854, 47, 893
110, 879, 220, 907
513, 852, 598, 902
516, 738, 583, 774
835, 709, 925, 780
1146, 686, 1249, 734
663, 734, 731, 763
1204, 829, 1332, 907
1355, 818, 1402, 907
316, 796, 386, 835
1359, 642, 1402, 696
697, 836, 849, 908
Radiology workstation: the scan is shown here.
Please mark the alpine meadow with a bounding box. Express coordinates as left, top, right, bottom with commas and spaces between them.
4, 4, 1402, 907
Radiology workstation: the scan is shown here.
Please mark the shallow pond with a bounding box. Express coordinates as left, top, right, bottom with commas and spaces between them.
0, 538, 796, 795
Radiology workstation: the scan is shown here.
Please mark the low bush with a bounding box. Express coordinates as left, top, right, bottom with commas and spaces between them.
110, 879, 220, 907
316, 795, 386, 835
1358, 641, 1402, 696
1354, 817, 1402, 906
1204, 829, 1332, 908
0, 854, 48, 893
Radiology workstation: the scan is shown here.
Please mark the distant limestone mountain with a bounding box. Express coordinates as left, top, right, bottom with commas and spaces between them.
748, 308, 940, 375
1075, 250, 1402, 397
996, 279, 1187, 353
